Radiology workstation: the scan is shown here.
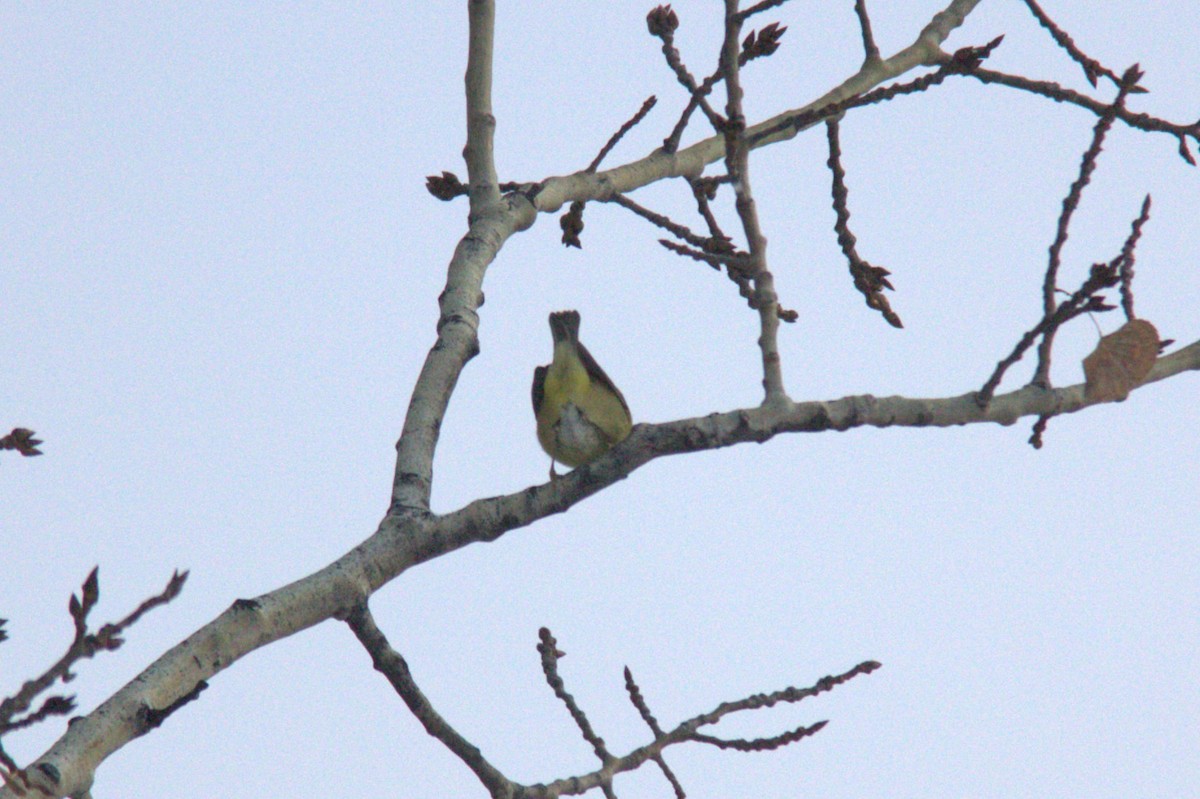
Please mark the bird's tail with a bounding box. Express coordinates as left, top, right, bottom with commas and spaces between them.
548, 310, 581, 345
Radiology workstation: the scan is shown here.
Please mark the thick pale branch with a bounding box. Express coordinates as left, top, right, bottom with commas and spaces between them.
529, 0, 985, 215
391, 0, 531, 512
464, 0, 499, 210
12, 335, 1196, 797
431, 336, 1200, 557
390, 205, 532, 512
12, 1, 1198, 793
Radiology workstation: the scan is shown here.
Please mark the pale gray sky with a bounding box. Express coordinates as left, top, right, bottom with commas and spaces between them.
4, 3, 1198, 797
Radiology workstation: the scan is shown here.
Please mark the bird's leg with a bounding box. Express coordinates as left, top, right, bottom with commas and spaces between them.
548, 459, 560, 481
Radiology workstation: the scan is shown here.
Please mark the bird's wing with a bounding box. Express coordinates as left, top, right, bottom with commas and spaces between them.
531, 364, 548, 416
575, 341, 630, 417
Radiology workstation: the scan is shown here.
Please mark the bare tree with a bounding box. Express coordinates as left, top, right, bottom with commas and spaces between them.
4, 2, 1198, 797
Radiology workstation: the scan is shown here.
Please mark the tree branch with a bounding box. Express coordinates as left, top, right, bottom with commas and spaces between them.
521, 659, 878, 799
11, 1, 1199, 794
529, 0, 987, 216
11, 324, 1196, 798
721, 0, 787, 402
433, 336, 1200, 559
1033, 65, 1143, 387
853, 0, 881, 66
826, 117, 902, 328
464, 0, 499, 209
391, 0, 526, 512
347, 604, 513, 798
0, 570, 187, 796
1020, 0, 1120, 87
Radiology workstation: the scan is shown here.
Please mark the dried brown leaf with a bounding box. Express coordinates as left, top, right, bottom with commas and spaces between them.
1082, 318, 1159, 402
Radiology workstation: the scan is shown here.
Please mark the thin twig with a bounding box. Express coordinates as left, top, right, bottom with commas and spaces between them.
1033, 64, 1143, 387
526, 659, 880, 799
537, 628, 613, 766
648, 8, 726, 132
735, 0, 791, 21
853, 0, 881, 65
659, 239, 752, 271
608, 193, 720, 252
749, 36, 1007, 148
624, 668, 685, 799
1021, 0, 1120, 87
1028, 413, 1052, 449
0, 569, 187, 734
1118, 195, 1152, 320
962, 68, 1200, 163
746, 39, 1200, 169
692, 720, 827, 751
347, 605, 512, 798
688, 177, 731, 246
721, 0, 787, 402
978, 249, 1132, 406
826, 118, 902, 328
588, 96, 658, 173
657, 7, 787, 151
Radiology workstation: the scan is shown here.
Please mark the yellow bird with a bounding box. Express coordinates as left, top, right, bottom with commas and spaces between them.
532, 310, 632, 475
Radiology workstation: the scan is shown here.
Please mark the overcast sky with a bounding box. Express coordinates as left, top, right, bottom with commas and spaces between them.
3, 3, 1198, 797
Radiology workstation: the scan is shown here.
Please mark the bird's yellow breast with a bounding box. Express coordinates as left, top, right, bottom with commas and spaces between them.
536, 342, 631, 467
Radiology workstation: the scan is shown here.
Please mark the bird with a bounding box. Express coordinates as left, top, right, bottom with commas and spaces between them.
531, 310, 632, 476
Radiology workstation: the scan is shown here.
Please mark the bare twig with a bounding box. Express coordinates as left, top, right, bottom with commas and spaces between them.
749, 36, 1006, 148
1033, 64, 1143, 387
588, 96, 658, 173
691, 720, 827, 751
1028, 413, 1052, 449
662, 76, 719, 154
1021, 0, 1120, 87
961, 68, 1200, 165
647, 6, 726, 132
686, 660, 880, 732
652, 8, 786, 153
721, 0, 787, 402
660, 239, 763, 316
735, 0, 791, 21
978, 241, 1138, 407
610, 180, 777, 319
745, 36, 1199, 172
623, 668, 685, 798
347, 605, 512, 799
1118, 195, 1152, 320
688, 177, 731, 245
609, 193, 720, 252
659, 239, 752, 271
0, 568, 187, 787
526, 659, 880, 799
826, 118, 902, 328
537, 628, 613, 768
853, 0, 881, 65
